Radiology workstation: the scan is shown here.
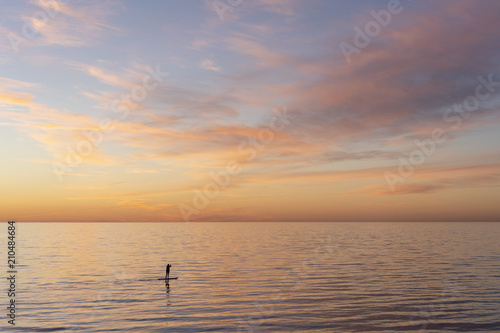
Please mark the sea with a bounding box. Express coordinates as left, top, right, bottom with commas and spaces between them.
5, 222, 500, 332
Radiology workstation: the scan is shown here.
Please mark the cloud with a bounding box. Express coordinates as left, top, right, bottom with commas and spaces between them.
256, 0, 299, 16
126, 169, 158, 174
361, 163, 500, 196
71, 62, 136, 89
226, 36, 292, 68
200, 59, 220, 71
114, 199, 174, 211
23, 0, 123, 47
0, 77, 38, 89
324, 150, 400, 162
52, 1, 500, 190
196, 0, 500, 186
59, 182, 125, 191
0, 88, 34, 106
375, 183, 441, 196
191, 38, 210, 50
0, 86, 117, 167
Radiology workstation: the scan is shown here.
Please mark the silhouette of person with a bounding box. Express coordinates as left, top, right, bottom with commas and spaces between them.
166, 264, 171, 279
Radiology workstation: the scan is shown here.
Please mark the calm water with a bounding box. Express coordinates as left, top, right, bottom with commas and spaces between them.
8, 222, 500, 332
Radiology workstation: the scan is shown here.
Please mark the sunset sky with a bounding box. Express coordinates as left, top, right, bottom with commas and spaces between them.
1, 0, 499, 222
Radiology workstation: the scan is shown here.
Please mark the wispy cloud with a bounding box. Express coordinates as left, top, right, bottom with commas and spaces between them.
0, 88, 34, 106
28, 0, 123, 47
2, 1, 500, 221
354, 163, 500, 196
0, 86, 117, 167
0, 77, 38, 89
255, 0, 299, 16
226, 36, 291, 68
324, 150, 400, 162
200, 59, 220, 71
70, 62, 136, 89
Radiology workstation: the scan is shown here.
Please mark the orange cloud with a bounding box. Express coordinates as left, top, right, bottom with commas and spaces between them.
0, 89, 33, 106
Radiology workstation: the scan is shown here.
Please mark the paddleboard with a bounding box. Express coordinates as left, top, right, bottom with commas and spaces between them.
158, 277, 178, 280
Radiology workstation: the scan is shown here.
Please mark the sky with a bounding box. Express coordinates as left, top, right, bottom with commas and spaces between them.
1, 0, 499, 222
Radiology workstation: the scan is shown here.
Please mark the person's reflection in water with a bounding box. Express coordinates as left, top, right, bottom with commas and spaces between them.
165, 281, 171, 306
164, 281, 171, 328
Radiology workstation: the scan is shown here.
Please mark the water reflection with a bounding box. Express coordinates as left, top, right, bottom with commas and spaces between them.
15, 222, 500, 332
165, 281, 171, 306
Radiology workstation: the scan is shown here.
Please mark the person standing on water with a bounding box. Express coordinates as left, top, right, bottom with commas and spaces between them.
166, 264, 171, 279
